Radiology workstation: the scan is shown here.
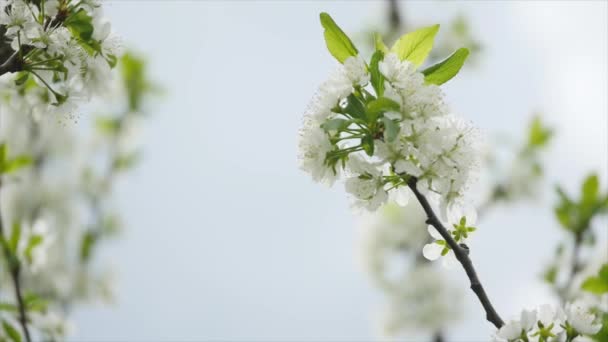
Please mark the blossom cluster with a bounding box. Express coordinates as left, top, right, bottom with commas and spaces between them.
494, 301, 603, 342
298, 14, 479, 213
0, 0, 120, 119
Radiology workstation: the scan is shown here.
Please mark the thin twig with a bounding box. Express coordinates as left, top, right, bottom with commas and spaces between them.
407, 177, 505, 329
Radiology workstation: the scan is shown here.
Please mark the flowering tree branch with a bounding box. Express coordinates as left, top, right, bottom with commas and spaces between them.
407, 177, 505, 329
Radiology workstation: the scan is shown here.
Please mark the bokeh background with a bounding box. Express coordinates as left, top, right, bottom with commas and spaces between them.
72, 1, 607, 340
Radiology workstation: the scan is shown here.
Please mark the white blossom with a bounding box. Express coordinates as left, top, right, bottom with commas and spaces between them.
297, 118, 336, 185
565, 300, 602, 335
344, 156, 387, 211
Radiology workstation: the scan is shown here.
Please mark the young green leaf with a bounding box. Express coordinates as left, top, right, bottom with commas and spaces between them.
422, 48, 469, 85
14, 72, 29, 86
2, 320, 21, 342
581, 264, 608, 295
0, 143, 6, 164
581, 174, 599, 207
374, 32, 388, 53
391, 24, 440, 66
8, 223, 21, 255
367, 97, 400, 116
369, 50, 385, 97
2, 155, 32, 174
65, 9, 94, 41
319, 12, 359, 63
527, 116, 553, 149
361, 136, 375, 156
24, 235, 43, 264
343, 94, 366, 119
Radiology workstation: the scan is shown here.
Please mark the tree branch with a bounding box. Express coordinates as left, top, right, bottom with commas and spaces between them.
407, 177, 505, 329
0, 181, 33, 342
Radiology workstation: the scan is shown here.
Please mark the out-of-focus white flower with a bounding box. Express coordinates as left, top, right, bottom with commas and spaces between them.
379, 265, 462, 337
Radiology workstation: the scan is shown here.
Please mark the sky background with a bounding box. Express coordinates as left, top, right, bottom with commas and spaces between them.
72, 1, 607, 341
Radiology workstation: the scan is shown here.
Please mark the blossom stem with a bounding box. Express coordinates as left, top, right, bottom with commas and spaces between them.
0, 181, 33, 342
407, 177, 505, 329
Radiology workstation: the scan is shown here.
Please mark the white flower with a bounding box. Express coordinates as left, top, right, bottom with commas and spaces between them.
298, 118, 336, 185
520, 308, 537, 331
422, 207, 476, 268
0, 0, 38, 38
343, 55, 369, 86
496, 320, 523, 340
44, 0, 60, 18
565, 300, 602, 335
379, 53, 416, 86
344, 156, 387, 211
422, 225, 457, 268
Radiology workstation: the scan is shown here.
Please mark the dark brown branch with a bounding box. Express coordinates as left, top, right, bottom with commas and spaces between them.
407, 177, 505, 329
0, 180, 33, 342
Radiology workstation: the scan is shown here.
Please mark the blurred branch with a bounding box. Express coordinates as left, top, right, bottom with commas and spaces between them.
0, 181, 32, 342
407, 177, 505, 329
388, 0, 402, 31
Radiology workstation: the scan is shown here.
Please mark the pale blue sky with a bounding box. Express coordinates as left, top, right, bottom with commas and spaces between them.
72, 1, 607, 340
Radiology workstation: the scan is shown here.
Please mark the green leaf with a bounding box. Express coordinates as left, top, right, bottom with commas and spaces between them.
382, 117, 399, 142
343, 94, 366, 119
391, 24, 440, 66
24, 293, 48, 312
374, 32, 388, 53
14, 72, 29, 86
113, 152, 140, 171
543, 265, 558, 284
2, 320, 21, 342
366, 97, 400, 119
581, 264, 608, 295
2, 155, 32, 174
24, 235, 43, 264
80, 231, 97, 262
319, 12, 359, 63
95, 117, 121, 135
0, 303, 17, 312
321, 118, 351, 133
8, 223, 21, 255
581, 277, 608, 295
121, 53, 150, 112
65, 9, 94, 41
361, 136, 374, 156
422, 48, 469, 85
527, 116, 552, 149
369, 50, 385, 97
106, 54, 118, 68
0, 143, 6, 163
581, 174, 599, 207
